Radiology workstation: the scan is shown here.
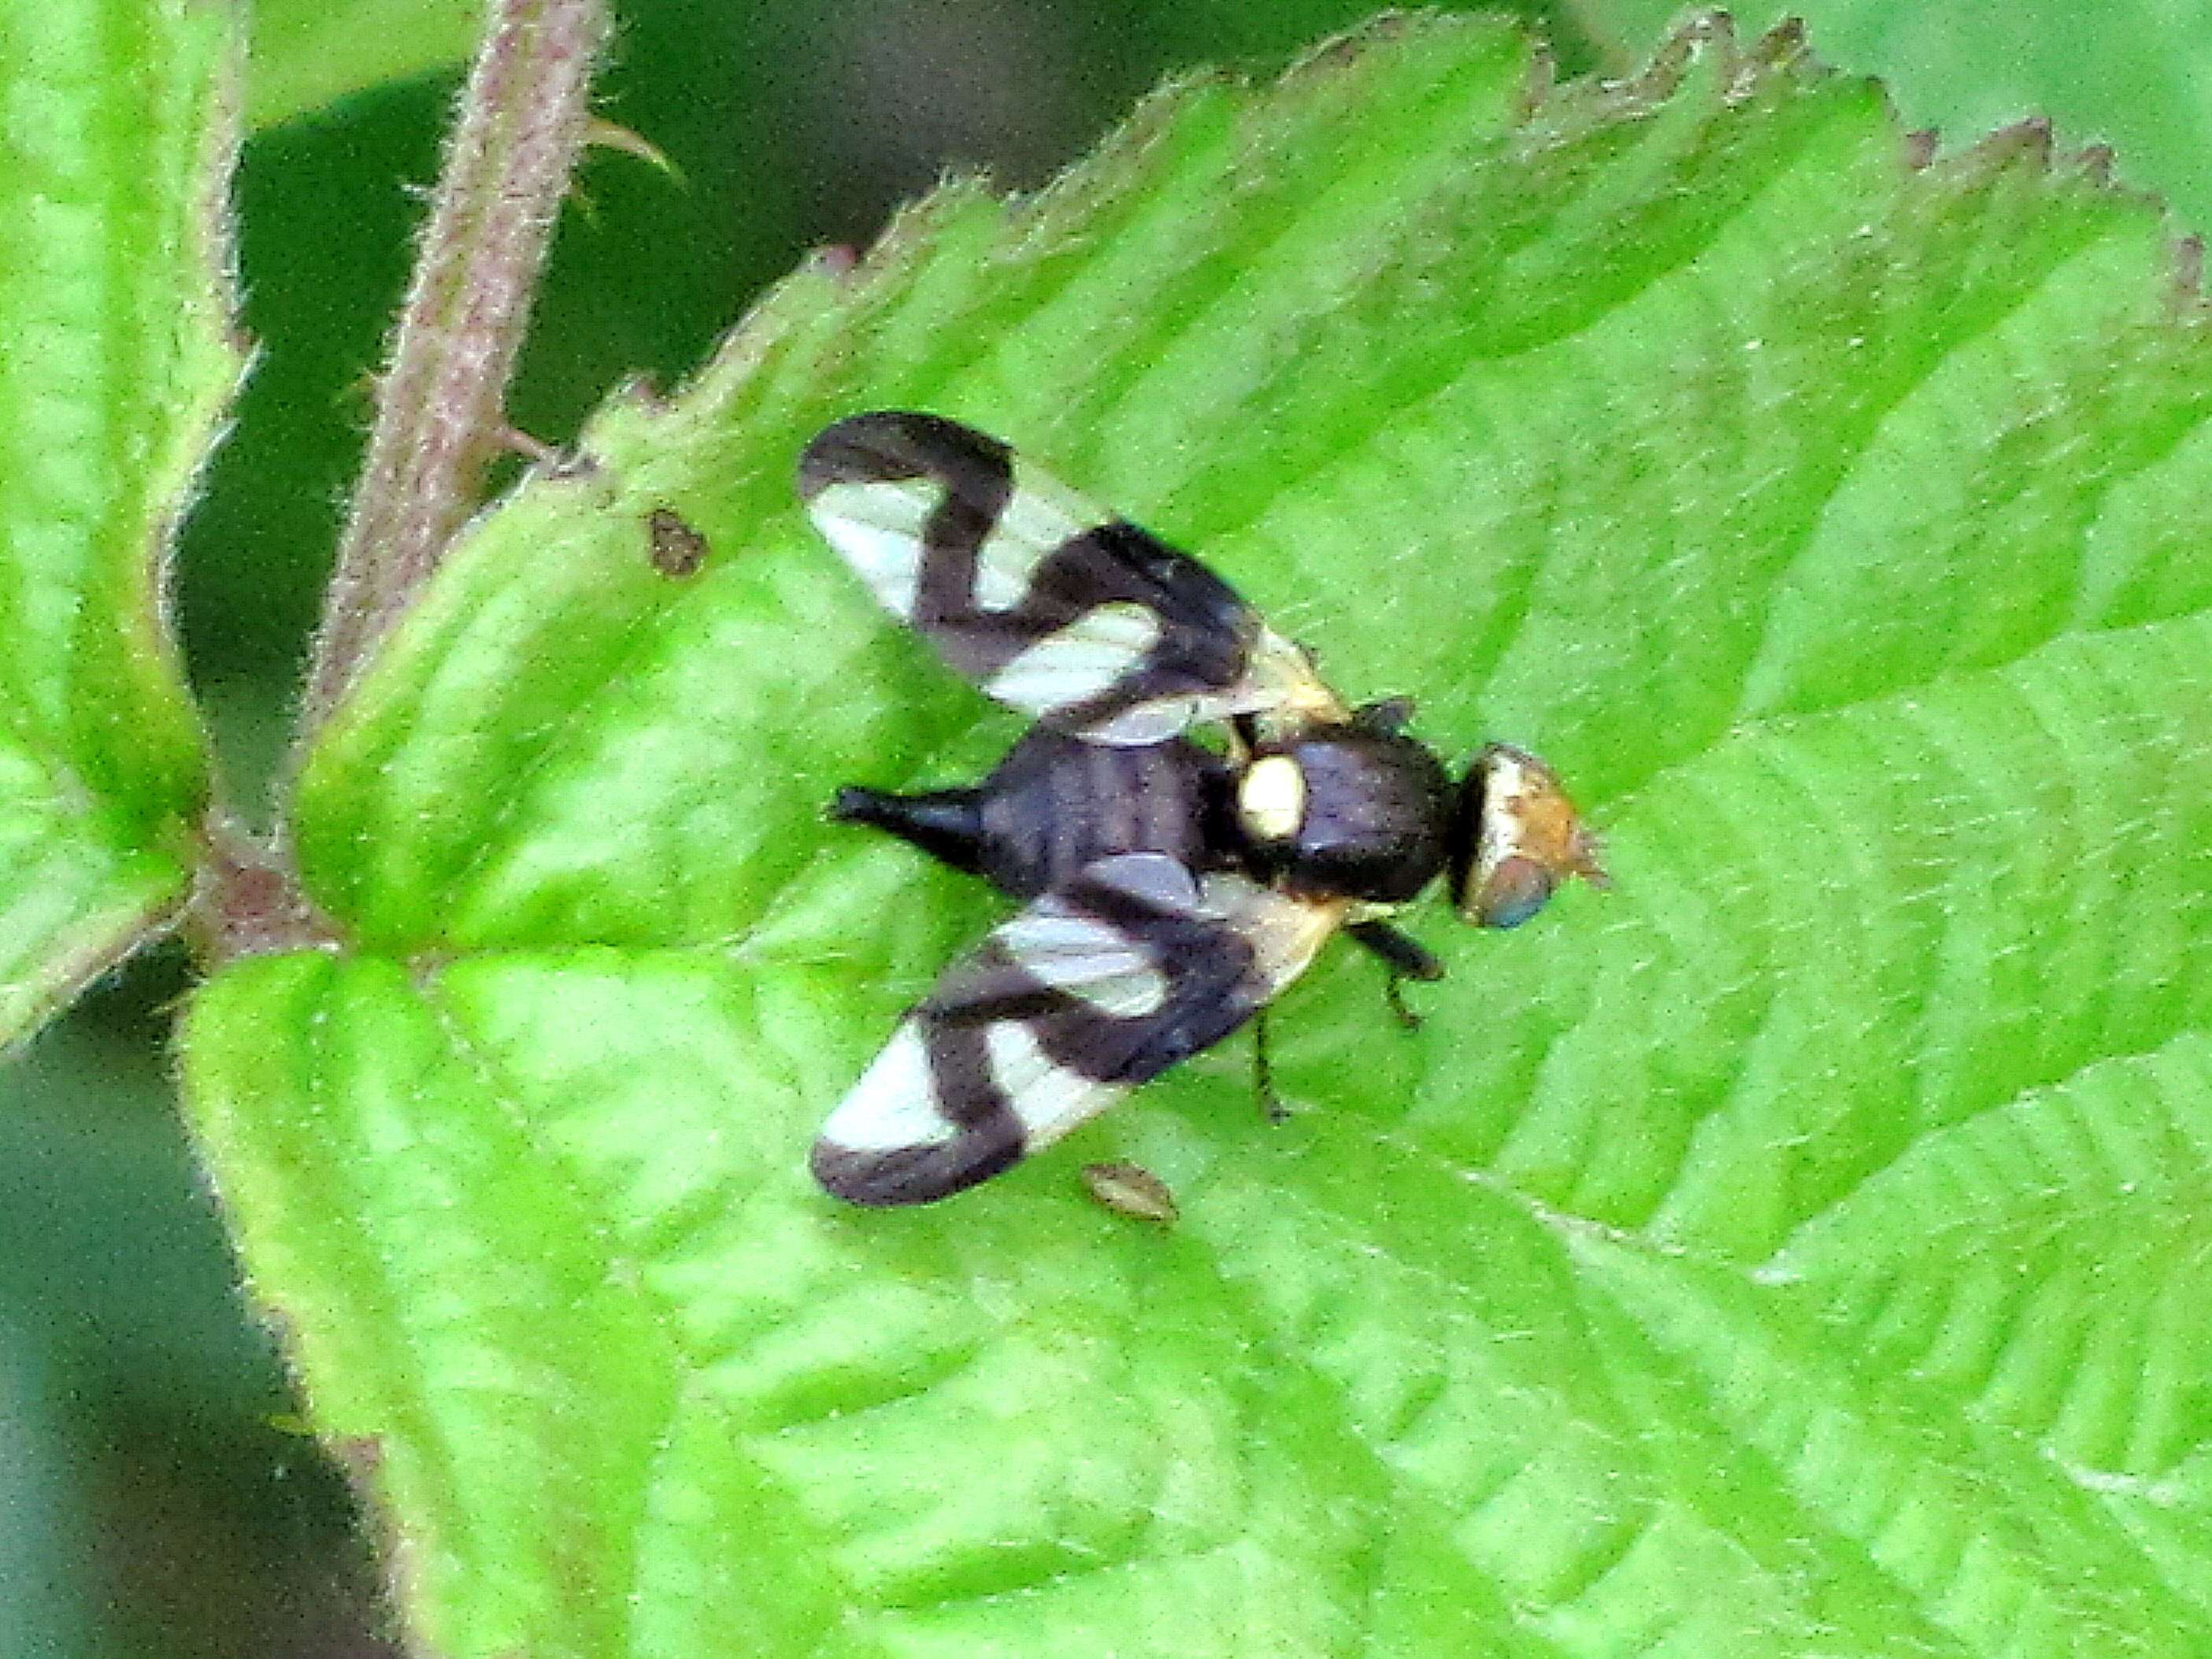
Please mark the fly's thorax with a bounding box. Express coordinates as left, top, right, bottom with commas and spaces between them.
1235, 727, 1451, 904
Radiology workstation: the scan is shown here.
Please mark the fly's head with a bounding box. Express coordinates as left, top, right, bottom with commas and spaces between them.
1447, 742, 1607, 929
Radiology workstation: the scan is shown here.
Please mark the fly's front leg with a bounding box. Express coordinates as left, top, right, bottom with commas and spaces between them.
1345, 919, 1443, 1031
1353, 696, 1416, 735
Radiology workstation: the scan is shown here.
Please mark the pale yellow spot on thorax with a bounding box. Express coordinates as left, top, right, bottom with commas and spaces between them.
1238, 754, 1307, 842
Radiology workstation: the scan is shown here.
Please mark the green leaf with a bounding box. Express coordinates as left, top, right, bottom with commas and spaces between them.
246, 0, 478, 129
0, 0, 232, 1045
1574, 0, 2212, 235
190, 14, 2212, 1655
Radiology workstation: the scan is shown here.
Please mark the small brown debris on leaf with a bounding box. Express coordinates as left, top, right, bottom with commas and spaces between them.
1082, 1161, 1178, 1224
647, 506, 709, 577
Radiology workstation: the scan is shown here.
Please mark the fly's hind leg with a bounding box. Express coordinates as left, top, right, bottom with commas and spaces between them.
828, 785, 987, 877
1251, 1008, 1289, 1124
1345, 920, 1443, 1031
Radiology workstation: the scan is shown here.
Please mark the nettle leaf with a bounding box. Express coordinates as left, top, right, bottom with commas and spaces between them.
1581, 0, 2212, 234
0, 1, 231, 1046
185, 14, 2212, 1657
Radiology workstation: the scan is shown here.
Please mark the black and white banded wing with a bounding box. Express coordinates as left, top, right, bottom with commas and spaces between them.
798, 411, 1338, 746
812, 852, 1344, 1206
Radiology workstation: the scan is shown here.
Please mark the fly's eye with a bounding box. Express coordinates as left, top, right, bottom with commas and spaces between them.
1237, 754, 1307, 842
1469, 856, 1556, 929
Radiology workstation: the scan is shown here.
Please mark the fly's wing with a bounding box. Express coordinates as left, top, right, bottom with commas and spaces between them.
798, 411, 1339, 745
812, 852, 1344, 1206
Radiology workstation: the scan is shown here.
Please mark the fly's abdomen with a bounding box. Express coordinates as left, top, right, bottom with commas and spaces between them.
976, 730, 1221, 899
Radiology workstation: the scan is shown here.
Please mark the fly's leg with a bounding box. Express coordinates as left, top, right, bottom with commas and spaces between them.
1252, 1009, 1288, 1123
1345, 919, 1443, 1031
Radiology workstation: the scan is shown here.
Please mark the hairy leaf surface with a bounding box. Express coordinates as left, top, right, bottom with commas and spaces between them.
190, 16, 2212, 1656
0, 0, 231, 1045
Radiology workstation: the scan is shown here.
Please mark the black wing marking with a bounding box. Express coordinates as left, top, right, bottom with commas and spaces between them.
812, 852, 1344, 1206
798, 411, 1339, 745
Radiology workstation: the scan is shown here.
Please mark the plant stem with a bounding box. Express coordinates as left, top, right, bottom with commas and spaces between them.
189, 817, 337, 964
300, 0, 610, 733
